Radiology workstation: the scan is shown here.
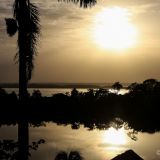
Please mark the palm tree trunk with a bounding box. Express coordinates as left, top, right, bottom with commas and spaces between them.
18, 32, 29, 160
19, 29, 28, 101
18, 120, 29, 160
18, 30, 29, 159
18, 0, 29, 160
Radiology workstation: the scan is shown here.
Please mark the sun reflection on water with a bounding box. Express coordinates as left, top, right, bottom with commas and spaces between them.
103, 127, 127, 146
101, 127, 129, 159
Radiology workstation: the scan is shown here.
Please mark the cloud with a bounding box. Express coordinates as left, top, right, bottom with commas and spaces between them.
128, 2, 160, 15
98, 142, 129, 148
0, 0, 12, 10
1, 0, 160, 82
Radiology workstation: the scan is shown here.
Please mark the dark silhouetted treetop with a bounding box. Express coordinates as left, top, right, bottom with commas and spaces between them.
58, 0, 96, 8
127, 78, 160, 95
32, 90, 42, 98
112, 82, 123, 91
5, 0, 40, 81
55, 151, 83, 160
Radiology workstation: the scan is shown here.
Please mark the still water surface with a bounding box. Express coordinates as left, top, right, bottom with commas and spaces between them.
1, 88, 159, 159
0, 123, 160, 160
4, 88, 128, 96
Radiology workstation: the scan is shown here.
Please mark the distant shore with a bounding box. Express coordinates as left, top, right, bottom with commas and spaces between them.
0, 82, 130, 89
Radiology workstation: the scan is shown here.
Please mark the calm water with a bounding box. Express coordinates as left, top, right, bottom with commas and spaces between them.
0, 123, 160, 160
4, 88, 128, 96
4, 88, 87, 96
1, 88, 159, 160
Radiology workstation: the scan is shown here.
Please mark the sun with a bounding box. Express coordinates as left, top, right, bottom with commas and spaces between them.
93, 7, 138, 51
103, 127, 127, 145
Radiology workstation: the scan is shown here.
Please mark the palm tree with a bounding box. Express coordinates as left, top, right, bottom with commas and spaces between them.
5, 1, 40, 160
5, 0, 96, 160
5, 0, 40, 101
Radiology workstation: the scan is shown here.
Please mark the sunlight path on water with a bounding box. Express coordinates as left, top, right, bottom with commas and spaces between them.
1, 123, 160, 160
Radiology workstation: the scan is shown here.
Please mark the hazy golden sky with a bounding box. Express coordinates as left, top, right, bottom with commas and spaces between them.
1, 0, 160, 83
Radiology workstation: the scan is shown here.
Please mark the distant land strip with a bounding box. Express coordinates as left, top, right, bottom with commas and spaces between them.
0, 83, 130, 88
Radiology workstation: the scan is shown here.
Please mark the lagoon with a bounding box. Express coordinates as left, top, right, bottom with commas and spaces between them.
0, 123, 160, 160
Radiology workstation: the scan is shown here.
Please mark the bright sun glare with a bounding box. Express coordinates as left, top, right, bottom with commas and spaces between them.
103, 127, 127, 145
93, 7, 138, 51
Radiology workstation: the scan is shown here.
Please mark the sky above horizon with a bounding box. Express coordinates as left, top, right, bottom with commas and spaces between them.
1, 0, 160, 83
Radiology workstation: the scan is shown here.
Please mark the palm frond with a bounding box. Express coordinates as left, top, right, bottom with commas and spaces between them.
79, 0, 96, 8
26, 31, 39, 80
14, 51, 19, 64
58, 0, 96, 8
5, 18, 18, 37
13, 0, 19, 20
28, 3, 40, 34
26, 2, 40, 81
13, 0, 40, 81
26, 3, 40, 80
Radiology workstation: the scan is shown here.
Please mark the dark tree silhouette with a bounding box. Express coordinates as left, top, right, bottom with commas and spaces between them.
142, 78, 158, 93
5, 0, 40, 100
112, 82, 123, 94
58, 0, 96, 8
0, 139, 45, 160
55, 151, 83, 160
5, 0, 96, 160
5, 0, 40, 160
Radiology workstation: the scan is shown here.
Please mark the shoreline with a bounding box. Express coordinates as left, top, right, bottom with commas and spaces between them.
0, 83, 130, 89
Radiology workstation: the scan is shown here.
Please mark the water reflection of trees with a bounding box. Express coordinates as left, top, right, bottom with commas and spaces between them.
0, 79, 160, 134
1, 80, 160, 159
0, 139, 45, 160
54, 151, 83, 160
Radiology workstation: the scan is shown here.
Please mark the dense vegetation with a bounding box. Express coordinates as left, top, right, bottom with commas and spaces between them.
0, 79, 160, 133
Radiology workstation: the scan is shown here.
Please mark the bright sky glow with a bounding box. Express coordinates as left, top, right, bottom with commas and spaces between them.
93, 7, 138, 51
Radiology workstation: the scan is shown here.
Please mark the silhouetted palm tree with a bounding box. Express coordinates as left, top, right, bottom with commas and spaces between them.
5, 1, 40, 160
5, 0, 96, 160
5, 0, 96, 99
58, 0, 96, 8
55, 151, 83, 160
5, 0, 40, 100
